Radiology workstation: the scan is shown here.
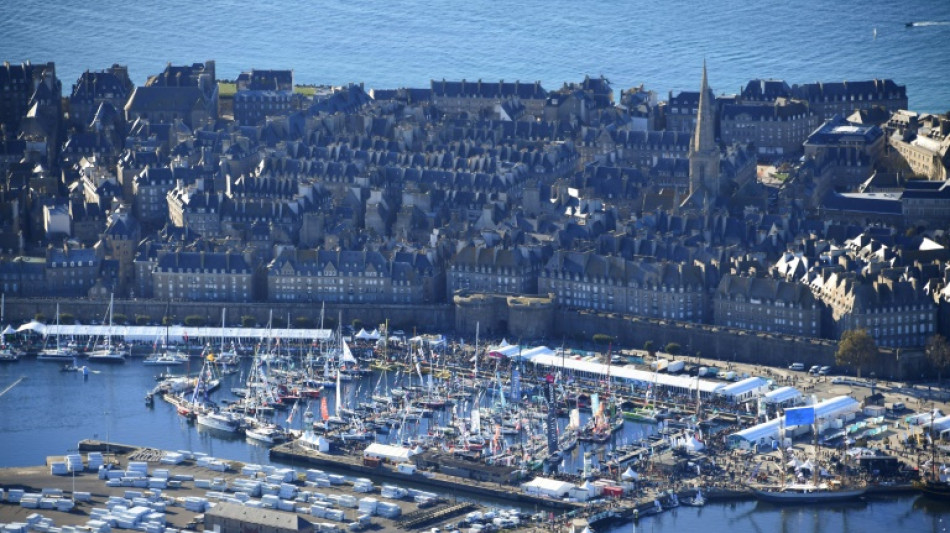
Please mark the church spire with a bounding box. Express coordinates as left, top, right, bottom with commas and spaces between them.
687, 60, 720, 209
692, 60, 716, 154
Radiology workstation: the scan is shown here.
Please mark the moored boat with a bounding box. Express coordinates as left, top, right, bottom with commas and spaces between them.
753, 483, 866, 504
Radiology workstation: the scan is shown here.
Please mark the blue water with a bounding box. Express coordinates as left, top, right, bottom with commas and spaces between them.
2, 1, 949, 112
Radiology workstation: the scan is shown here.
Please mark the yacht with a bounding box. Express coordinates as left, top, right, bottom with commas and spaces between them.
143, 350, 189, 366
0, 344, 25, 362
196, 410, 242, 433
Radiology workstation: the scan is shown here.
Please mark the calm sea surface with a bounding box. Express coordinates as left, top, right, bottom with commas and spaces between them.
2, 1, 949, 112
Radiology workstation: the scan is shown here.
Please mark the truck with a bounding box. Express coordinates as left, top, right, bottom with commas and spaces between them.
666, 360, 685, 374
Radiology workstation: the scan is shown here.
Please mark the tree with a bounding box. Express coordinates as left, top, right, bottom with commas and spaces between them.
926, 334, 950, 386
184, 315, 206, 327
644, 340, 655, 357
664, 342, 681, 356
241, 315, 257, 328
34, 313, 46, 323
112, 313, 128, 325
351, 318, 364, 332
135, 314, 151, 326
592, 333, 614, 346
836, 328, 878, 379
295, 316, 314, 329
58, 313, 76, 325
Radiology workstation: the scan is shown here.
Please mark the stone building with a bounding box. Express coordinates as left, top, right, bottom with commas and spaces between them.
720, 98, 818, 160
884, 110, 950, 181
167, 178, 222, 236
44, 244, 100, 298
68, 65, 134, 128
790, 79, 907, 122
233, 69, 294, 126
539, 251, 709, 322
808, 269, 937, 347
152, 250, 255, 302
431, 79, 547, 117
446, 244, 545, 296
714, 274, 822, 337
803, 114, 885, 189
266, 248, 441, 305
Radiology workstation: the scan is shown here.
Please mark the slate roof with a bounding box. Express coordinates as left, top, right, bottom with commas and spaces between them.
431, 79, 546, 100
156, 250, 251, 273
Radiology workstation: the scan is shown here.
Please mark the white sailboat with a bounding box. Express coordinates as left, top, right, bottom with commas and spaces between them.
87, 294, 127, 363
37, 303, 78, 362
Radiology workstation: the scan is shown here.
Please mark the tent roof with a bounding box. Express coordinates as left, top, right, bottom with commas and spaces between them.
523, 477, 575, 493
363, 443, 412, 462
718, 377, 770, 397
763, 386, 803, 404
16, 322, 333, 342
526, 350, 723, 393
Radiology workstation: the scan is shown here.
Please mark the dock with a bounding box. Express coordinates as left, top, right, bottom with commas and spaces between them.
269, 441, 584, 511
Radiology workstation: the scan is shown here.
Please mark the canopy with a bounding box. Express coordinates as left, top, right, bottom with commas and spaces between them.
354, 328, 380, 341
621, 467, 639, 481
685, 435, 705, 452
363, 443, 412, 463
17, 320, 45, 333
1, 325, 16, 335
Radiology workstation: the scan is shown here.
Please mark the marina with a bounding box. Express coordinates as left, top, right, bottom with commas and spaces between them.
2, 327, 950, 531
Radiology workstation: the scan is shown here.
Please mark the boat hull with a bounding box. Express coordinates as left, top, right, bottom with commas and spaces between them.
753, 487, 866, 504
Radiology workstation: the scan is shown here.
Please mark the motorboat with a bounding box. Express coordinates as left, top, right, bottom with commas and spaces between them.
245, 421, 291, 445
196, 410, 242, 433
143, 351, 189, 366
0, 344, 25, 362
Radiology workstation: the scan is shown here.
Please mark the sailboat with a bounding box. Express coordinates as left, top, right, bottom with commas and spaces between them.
753, 407, 866, 504
37, 304, 79, 362
144, 302, 188, 366
914, 408, 950, 500
87, 294, 127, 363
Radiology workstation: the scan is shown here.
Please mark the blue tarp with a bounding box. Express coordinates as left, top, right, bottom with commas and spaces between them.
785, 406, 816, 426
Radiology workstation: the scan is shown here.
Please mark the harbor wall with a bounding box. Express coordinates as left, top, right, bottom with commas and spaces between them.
553, 309, 927, 381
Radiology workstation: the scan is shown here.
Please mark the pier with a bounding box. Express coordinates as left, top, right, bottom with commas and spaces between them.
269, 441, 584, 511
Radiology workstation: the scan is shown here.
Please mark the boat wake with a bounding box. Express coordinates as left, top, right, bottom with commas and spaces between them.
906, 21, 950, 27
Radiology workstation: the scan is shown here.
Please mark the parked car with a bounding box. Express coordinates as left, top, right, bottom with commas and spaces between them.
809, 365, 821, 374
818, 366, 832, 376
788, 362, 805, 371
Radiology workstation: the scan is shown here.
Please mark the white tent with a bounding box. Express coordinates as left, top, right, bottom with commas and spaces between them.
685, 435, 705, 452
16, 320, 45, 334
355, 328, 373, 340
621, 467, 639, 481
1, 325, 16, 335
521, 477, 575, 499
363, 443, 412, 463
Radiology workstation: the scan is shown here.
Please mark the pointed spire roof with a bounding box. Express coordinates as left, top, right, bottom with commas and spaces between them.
692, 60, 716, 154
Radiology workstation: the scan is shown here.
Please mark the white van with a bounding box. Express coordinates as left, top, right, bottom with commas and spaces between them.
788, 362, 805, 371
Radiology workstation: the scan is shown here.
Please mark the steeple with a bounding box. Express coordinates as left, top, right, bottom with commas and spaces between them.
687, 60, 720, 209
692, 60, 716, 154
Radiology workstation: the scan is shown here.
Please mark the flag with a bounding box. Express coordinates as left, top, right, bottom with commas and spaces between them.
785, 406, 816, 426
183, 331, 189, 343
286, 401, 299, 424
321, 397, 329, 422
